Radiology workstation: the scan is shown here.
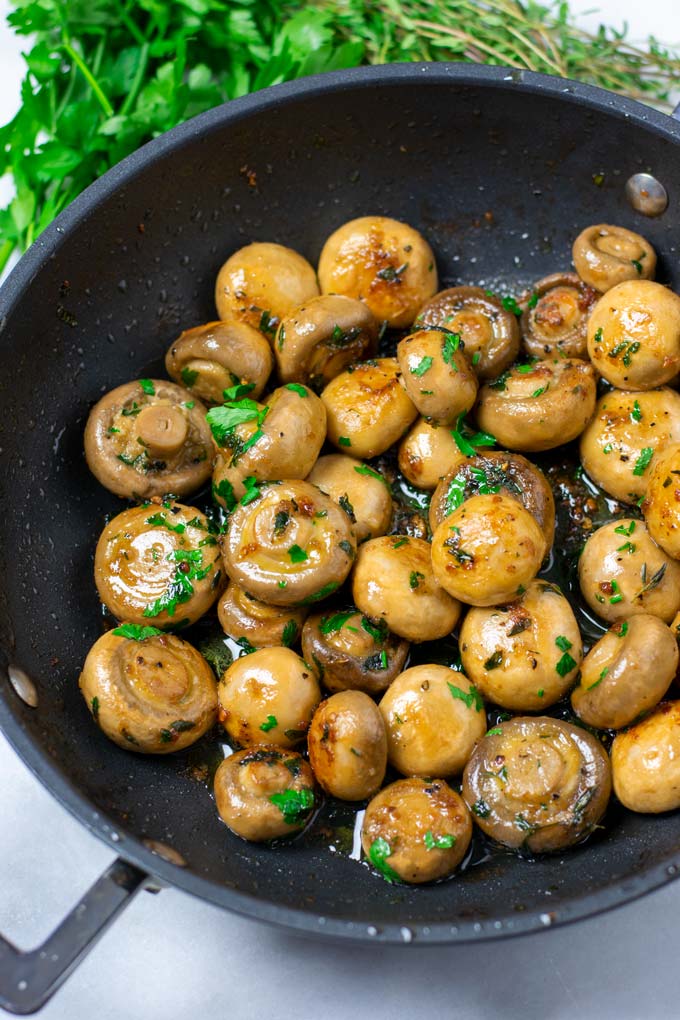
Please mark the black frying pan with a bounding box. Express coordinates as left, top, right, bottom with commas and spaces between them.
2, 63, 680, 1016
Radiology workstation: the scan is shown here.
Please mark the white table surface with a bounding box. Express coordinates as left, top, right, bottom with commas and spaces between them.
2, 1, 680, 1017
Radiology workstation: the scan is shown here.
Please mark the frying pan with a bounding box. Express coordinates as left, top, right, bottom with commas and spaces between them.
2, 62, 680, 1015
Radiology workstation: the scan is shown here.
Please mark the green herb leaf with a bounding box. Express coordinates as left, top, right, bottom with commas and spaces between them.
112, 623, 164, 640
368, 837, 401, 883
181, 367, 198, 388
447, 681, 484, 711
269, 788, 314, 825
145, 512, 185, 534
424, 830, 456, 851
139, 378, 155, 395
320, 610, 356, 635
288, 544, 308, 563
260, 714, 278, 732
409, 570, 425, 590
285, 383, 308, 396
411, 356, 433, 376
338, 436, 352, 447
633, 447, 654, 476
631, 400, 643, 422
282, 620, 297, 647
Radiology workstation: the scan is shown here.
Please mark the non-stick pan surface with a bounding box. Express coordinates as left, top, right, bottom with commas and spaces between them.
2, 64, 680, 953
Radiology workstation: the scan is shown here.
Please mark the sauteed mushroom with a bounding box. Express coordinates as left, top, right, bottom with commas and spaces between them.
321, 357, 418, 459
572, 223, 656, 292
396, 329, 478, 424
214, 242, 319, 337
217, 581, 307, 650
274, 294, 378, 390
643, 443, 680, 559
220, 480, 356, 606
301, 609, 409, 695
94, 503, 222, 627
306, 454, 392, 543
580, 389, 680, 504
431, 493, 547, 607
352, 535, 461, 642
586, 280, 680, 390
214, 746, 316, 841
217, 646, 321, 749
361, 778, 472, 884
459, 580, 582, 711
379, 665, 486, 777
80, 629, 217, 753
165, 320, 272, 405
398, 419, 463, 491
611, 702, 680, 813
476, 358, 596, 453
84, 379, 213, 499
428, 451, 555, 545
416, 286, 520, 380
462, 717, 611, 851
317, 215, 437, 328
571, 615, 677, 730
578, 518, 680, 624
307, 690, 387, 801
211, 383, 327, 503
520, 272, 598, 359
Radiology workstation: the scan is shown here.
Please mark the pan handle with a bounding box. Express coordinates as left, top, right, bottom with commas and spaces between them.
0, 857, 147, 1015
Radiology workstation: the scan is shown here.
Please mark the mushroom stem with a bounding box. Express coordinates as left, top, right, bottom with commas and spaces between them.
136, 404, 188, 459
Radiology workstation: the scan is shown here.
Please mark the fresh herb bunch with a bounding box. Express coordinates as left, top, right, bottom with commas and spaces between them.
2, 0, 679, 273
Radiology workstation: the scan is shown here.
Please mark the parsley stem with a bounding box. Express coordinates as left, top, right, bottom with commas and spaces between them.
61, 41, 114, 118
0, 241, 14, 278
118, 2, 147, 47
121, 42, 150, 115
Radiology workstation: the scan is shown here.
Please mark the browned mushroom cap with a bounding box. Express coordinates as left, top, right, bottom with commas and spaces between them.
361, 778, 473, 884
217, 581, 307, 649
214, 242, 319, 338
306, 454, 393, 543
572, 223, 656, 292
611, 702, 680, 813
211, 383, 327, 503
94, 503, 223, 627
520, 272, 598, 360
571, 615, 678, 730
165, 320, 273, 405
398, 419, 463, 491
317, 215, 437, 328
416, 286, 520, 380
79, 629, 217, 754
429, 450, 555, 546
214, 746, 316, 841
308, 690, 387, 801
220, 480, 356, 607
274, 294, 379, 391
301, 609, 409, 695
644, 443, 680, 560
84, 379, 213, 500
462, 717, 611, 852
476, 358, 596, 453
320, 357, 418, 460
217, 647, 321, 749
397, 329, 478, 425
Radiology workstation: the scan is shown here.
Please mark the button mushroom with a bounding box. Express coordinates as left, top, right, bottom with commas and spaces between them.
165, 320, 273, 405
210, 383, 327, 504
217, 646, 321, 749
317, 215, 437, 328
431, 493, 547, 607
580, 388, 680, 505
520, 272, 598, 360
79, 628, 217, 753
84, 379, 213, 499
459, 580, 582, 711
643, 442, 680, 559
306, 454, 392, 543
586, 280, 680, 390
379, 664, 486, 777
220, 480, 356, 607
274, 294, 379, 390
398, 418, 464, 491
94, 503, 223, 627
571, 615, 678, 729
462, 717, 611, 852
475, 358, 597, 453
214, 745, 316, 841
214, 242, 319, 338
361, 778, 473, 884
429, 451, 555, 547
578, 518, 680, 624
572, 223, 656, 293
217, 581, 307, 650
611, 702, 680, 813
320, 357, 418, 460
396, 329, 478, 424
301, 608, 409, 695
307, 690, 387, 801
352, 535, 461, 642
416, 286, 520, 380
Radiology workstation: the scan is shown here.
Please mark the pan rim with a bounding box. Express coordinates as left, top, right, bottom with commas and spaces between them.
2, 61, 680, 945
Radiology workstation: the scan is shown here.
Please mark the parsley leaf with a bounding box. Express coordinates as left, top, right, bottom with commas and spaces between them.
112, 623, 164, 640
411, 356, 433, 377
368, 837, 401, 883
447, 681, 484, 711
269, 788, 314, 825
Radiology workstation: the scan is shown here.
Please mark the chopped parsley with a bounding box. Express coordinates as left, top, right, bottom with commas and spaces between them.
145, 512, 185, 534
281, 620, 297, 647
354, 464, 389, 487
409, 570, 425, 590
632, 447, 654, 476
376, 262, 408, 282
361, 616, 389, 643
442, 332, 461, 365
608, 578, 623, 604
614, 521, 636, 537
301, 582, 340, 604
91, 696, 99, 721
631, 400, 643, 423
139, 378, 155, 395
269, 788, 314, 825
424, 831, 456, 851
593, 327, 603, 344
181, 367, 198, 387
483, 651, 503, 671
368, 837, 401, 883
206, 396, 269, 449
501, 295, 522, 315
239, 476, 262, 506
338, 494, 355, 520
142, 550, 212, 618
338, 436, 352, 447
411, 356, 433, 377
285, 383, 308, 397
555, 635, 577, 676
260, 714, 278, 732
273, 510, 290, 536
288, 544, 308, 564
588, 667, 608, 690
450, 412, 496, 457
472, 799, 490, 818
320, 610, 356, 635
113, 623, 164, 640
364, 650, 388, 671
528, 291, 540, 309
213, 478, 236, 511
447, 681, 484, 711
